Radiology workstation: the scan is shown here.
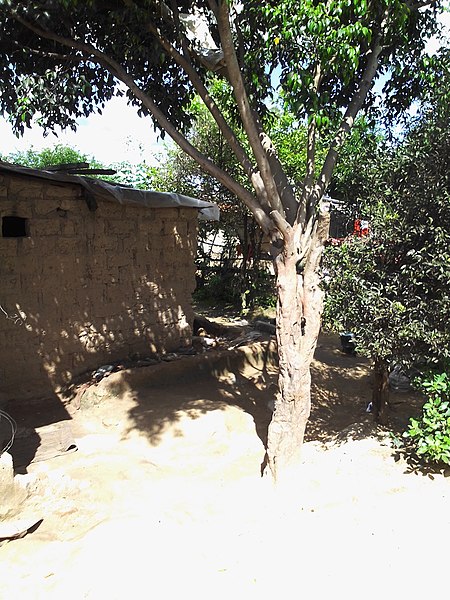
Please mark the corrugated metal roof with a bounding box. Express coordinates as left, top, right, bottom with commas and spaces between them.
0, 161, 219, 221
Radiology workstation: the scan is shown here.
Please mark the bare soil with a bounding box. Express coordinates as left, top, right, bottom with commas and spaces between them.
1, 324, 449, 599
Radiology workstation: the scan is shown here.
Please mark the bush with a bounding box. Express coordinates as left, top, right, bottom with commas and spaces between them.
403, 371, 450, 466
193, 267, 275, 312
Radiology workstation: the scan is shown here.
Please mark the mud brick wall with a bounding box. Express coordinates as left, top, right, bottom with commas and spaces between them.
0, 173, 198, 403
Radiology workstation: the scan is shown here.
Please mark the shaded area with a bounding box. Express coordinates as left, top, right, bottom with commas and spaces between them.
3, 394, 73, 471
1, 174, 199, 403
307, 334, 425, 446
83, 340, 278, 452
78, 330, 416, 464
9, 421, 77, 470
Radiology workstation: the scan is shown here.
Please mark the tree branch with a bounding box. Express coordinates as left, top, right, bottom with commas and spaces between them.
270, 210, 292, 240
404, 0, 437, 9
256, 121, 298, 225
9, 10, 276, 235
216, 2, 285, 217
313, 37, 383, 209
168, 0, 192, 65
206, 0, 219, 19
11, 40, 83, 63
296, 61, 322, 228
144, 19, 272, 212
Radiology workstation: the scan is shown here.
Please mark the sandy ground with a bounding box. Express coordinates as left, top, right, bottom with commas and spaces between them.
1, 329, 449, 599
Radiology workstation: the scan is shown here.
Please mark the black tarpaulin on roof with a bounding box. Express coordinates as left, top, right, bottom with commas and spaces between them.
0, 161, 220, 221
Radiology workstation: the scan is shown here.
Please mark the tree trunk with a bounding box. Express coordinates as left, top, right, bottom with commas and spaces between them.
266, 211, 330, 481
372, 357, 389, 425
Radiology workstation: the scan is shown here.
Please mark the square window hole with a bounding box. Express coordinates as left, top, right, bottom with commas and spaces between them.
2, 216, 29, 238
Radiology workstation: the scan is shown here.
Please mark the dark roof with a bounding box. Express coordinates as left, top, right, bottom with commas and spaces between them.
0, 161, 219, 221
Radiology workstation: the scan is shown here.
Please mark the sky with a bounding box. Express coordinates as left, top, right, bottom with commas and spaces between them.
1, 8, 448, 168
0, 94, 169, 167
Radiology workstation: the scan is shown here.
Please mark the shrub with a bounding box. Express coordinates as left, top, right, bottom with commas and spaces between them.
403, 371, 450, 466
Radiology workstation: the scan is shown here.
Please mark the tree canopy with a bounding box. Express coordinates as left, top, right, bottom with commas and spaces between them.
0, 1, 441, 234
2, 143, 103, 169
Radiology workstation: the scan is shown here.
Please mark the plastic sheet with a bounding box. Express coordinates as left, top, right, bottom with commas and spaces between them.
0, 161, 220, 221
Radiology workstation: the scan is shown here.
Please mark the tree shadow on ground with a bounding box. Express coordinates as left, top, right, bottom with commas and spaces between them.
3, 393, 73, 471
8, 322, 427, 478
306, 335, 375, 444
391, 448, 450, 478
307, 334, 427, 450
93, 340, 278, 452
85, 333, 394, 464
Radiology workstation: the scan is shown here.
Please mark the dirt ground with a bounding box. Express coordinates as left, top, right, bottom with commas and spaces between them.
1, 323, 449, 599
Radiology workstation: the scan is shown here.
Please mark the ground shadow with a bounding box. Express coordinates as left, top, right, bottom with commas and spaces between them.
79, 331, 385, 463
3, 393, 73, 471
97, 338, 277, 450
69, 326, 431, 486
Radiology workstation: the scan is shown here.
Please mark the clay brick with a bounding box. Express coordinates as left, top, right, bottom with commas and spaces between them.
107, 219, 136, 236
163, 221, 178, 236
34, 197, 65, 215
179, 221, 190, 237
108, 252, 132, 268
59, 197, 83, 211
60, 219, 77, 236
96, 202, 123, 219
0, 239, 18, 257
32, 237, 58, 257
0, 257, 17, 275
8, 178, 44, 200
94, 234, 117, 251
162, 234, 176, 250
16, 237, 38, 256
123, 204, 142, 218
44, 182, 80, 199
40, 262, 63, 278
138, 218, 155, 232
160, 208, 178, 220
57, 238, 80, 255
1, 200, 34, 218
0, 274, 19, 290
0, 201, 16, 216
30, 218, 61, 236
0, 176, 199, 401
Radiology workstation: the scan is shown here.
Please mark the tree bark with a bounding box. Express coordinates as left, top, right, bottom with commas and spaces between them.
372, 357, 390, 425
266, 210, 330, 481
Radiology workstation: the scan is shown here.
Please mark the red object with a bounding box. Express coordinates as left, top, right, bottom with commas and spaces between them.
353, 218, 369, 237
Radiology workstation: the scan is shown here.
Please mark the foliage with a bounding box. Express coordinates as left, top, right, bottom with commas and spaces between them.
109, 160, 154, 189
328, 117, 385, 214
150, 95, 311, 309
403, 370, 450, 466
2, 143, 157, 190
0, 2, 440, 170
323, 50, 450, 372
4, 144, 102, 169
241, 0, 439, 125
0, 1, 440, 247
194, 263, 275, 311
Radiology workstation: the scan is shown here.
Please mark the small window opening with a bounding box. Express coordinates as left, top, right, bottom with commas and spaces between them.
2, 216, 29, 238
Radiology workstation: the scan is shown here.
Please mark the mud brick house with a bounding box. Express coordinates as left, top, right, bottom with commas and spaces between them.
0, 161, 218, 403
